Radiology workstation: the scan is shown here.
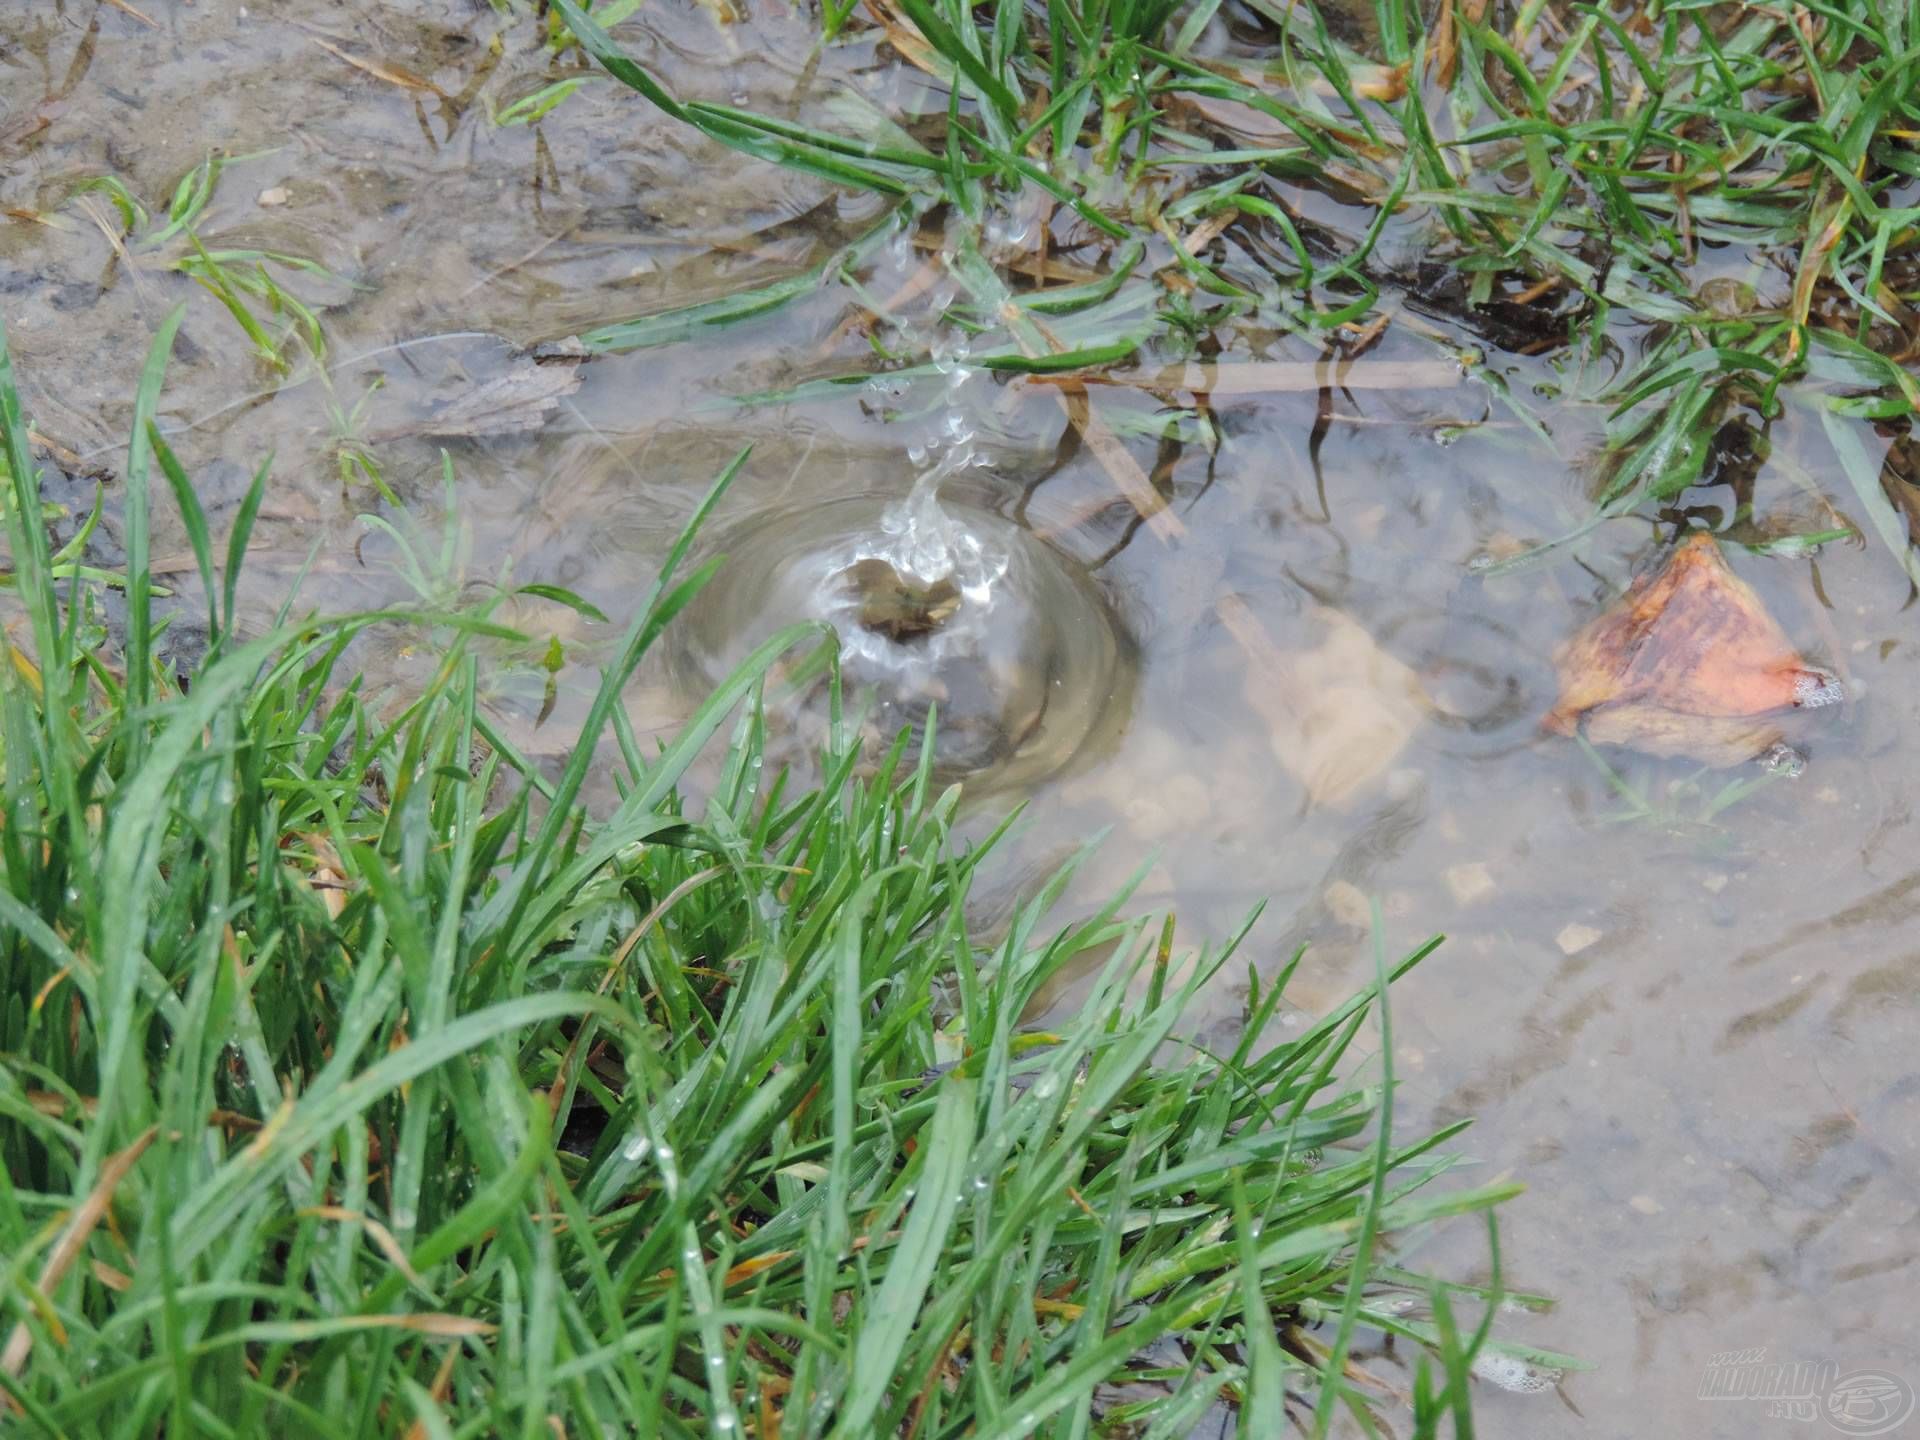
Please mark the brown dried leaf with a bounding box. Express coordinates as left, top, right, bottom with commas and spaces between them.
2, 1127, 156, 1380
301, 1205, 424, 1286
1434, 0, 1460, 89
371, 362, 582, 443
862, 0, 946, 80
1222, 597, 1428, 809
1544, 532, 1842, 766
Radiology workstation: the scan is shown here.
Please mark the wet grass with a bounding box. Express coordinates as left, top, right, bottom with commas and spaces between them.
66, 154, 337, 375
545, 0, 1920, 575
0, 312, 1578, 1434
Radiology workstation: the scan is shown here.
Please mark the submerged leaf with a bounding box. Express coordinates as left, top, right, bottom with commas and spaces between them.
1544, 532, 1842, 766
1222, 597, 1427, 809
370, 361, 582, 442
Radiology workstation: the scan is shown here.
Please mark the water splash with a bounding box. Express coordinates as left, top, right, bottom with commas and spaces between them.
669, 193, 1133, 791
851, 192, 1050, 614
846, 245, 1010, 649
671, 494, 1130, 794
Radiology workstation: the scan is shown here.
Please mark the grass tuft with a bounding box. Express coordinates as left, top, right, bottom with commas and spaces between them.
542, 0, 1920, 575
0, 311, 1563, 1431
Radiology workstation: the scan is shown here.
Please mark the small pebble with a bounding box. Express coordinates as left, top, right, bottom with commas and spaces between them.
257, 186, 290, 207
1444, 861, 1494, 906
1123, 795, 1171, 842
1555, 922, 1602, 956
1628, 1194, 1663, 1215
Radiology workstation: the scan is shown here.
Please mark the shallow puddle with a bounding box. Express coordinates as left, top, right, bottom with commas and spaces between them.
4, 1, 1917, 1433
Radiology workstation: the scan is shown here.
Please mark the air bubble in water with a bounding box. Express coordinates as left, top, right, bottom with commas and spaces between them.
1793, 669, 1844, 708
1760, 742, 1807, 779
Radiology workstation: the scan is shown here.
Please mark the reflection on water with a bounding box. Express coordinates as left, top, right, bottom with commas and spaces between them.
3, 3, 1917, 1435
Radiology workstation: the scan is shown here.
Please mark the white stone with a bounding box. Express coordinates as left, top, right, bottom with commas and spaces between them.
1444, 861, 1494, 906
1555, 922, 1601, 956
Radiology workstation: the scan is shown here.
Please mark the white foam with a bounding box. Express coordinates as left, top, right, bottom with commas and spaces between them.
1793, 670, 1845, 709
1471, 1352, 1562, 1395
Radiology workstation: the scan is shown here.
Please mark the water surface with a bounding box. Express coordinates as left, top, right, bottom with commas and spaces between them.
3, 2, 1916, 1433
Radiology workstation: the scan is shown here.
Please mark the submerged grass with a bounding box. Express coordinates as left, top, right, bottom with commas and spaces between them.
0, 309, 1573, 1433
542, 0, 1920, 575
66, 153, 338, 375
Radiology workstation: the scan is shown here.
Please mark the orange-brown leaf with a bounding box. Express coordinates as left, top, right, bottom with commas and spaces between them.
1544, 533, 1841, 765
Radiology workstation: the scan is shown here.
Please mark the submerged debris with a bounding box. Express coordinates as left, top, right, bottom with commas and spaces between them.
1222, 596, 1428, 810
1544, 532, 1842, 767
369, 360, 581, 443
837, 558, 961, 643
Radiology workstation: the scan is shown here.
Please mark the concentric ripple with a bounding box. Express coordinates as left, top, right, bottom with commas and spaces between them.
670, 494, 1133, 795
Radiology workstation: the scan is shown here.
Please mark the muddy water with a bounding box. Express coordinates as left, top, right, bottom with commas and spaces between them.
4, 3, 1917, 1435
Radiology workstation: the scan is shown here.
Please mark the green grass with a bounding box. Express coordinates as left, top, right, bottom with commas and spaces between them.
534, 0, 1920, 576
68, 153, 339, 374
0, 310, 1574, 1434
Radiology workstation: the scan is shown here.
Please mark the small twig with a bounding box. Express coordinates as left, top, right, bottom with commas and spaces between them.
810, 253, 941, 360
456, 218, 584, 302
1016, 311, 1185, 542
1508, 274, 1562, 307
1052, 382, 1185, 541
309, 34, 451, 99
100, 0, 158, 25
